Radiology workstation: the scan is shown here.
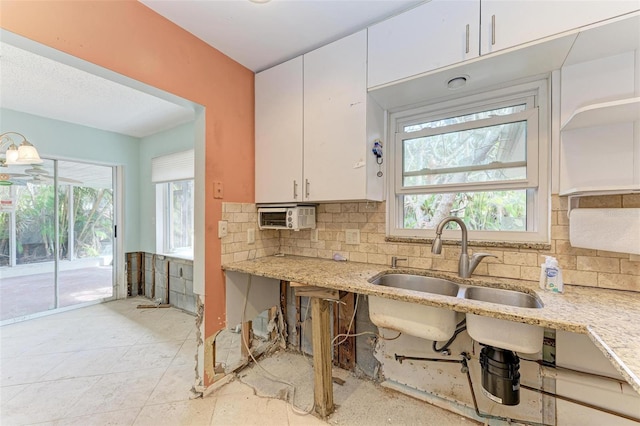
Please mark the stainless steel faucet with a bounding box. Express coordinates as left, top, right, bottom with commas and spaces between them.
431, 216, 497, 278
391, 256, 407, 268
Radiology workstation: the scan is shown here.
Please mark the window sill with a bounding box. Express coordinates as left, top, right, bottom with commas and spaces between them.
385, 236, 551, 251
158, 252, 194, 261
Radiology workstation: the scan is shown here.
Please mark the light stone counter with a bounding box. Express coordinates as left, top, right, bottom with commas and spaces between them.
223, 255, 640, 395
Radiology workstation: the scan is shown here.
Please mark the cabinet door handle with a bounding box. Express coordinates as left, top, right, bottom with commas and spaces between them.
491, 15, 496, 46
465, 24, 470, 54
293, 180, 298, 199
305, 179, 310, 199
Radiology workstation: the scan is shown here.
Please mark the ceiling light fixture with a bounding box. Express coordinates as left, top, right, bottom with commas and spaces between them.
447, 76, 468, 90
249, 0, 271, 3
0, 132, 43, 166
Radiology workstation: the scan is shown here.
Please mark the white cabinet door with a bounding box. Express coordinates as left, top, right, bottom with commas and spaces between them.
255, 56, 303, 203
481, 0, 639, 55
304, 30, 370, 202
368, 0, 480, 88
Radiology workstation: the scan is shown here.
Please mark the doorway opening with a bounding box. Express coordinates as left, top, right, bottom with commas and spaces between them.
0, 158, 116, 322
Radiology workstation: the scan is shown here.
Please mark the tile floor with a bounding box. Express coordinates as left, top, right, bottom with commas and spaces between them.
1, 297, 475, 425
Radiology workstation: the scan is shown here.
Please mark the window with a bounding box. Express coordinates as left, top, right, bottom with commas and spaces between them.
388, 81, 549, 243
159, 180, 194, 256
153, 150, 195, 258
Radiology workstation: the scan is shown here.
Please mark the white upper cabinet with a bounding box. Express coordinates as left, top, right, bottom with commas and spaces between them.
481, 0, 639, 55
304, 30, 384, 202
368, 0, 480, 88
255, 56, 303, 203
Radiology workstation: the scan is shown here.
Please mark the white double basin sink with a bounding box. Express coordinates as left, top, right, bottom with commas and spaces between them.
368, 273, 544, 354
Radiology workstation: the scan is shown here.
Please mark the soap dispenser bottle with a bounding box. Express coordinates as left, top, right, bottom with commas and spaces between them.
539, 256, 563, 293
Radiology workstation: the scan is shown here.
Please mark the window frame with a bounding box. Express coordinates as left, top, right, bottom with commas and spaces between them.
156, 179, 194, 259
387, 80, 550, 243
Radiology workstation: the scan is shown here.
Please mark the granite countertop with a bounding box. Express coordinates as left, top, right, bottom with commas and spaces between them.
223, 255, 640, 395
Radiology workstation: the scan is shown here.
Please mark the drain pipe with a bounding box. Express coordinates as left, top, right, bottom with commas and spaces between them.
394, 352, 640, 425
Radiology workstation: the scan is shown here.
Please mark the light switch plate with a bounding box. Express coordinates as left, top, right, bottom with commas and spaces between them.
247, 228, 256, 244
218, 221, 228, 238
345, 229, 360, 245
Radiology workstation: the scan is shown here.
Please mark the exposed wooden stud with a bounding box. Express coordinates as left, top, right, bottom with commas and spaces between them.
295, 293, 302, 350
311, 297, 334, 418
333, 292, 356, 370
293, 285, 339, 300
241, 320, 253, 359
280, 280, 288, 347
268, 306, 278, 341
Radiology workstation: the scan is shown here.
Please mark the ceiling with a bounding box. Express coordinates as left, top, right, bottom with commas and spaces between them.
1, 1, 423, 138
0, 42, 195, 138
140, 0, 424, 72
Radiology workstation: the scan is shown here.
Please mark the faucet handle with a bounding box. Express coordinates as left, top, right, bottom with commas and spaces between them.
391, 256, 408, 268
471, 252, 498, 260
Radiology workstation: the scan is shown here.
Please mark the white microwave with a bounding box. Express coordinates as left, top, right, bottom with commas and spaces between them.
257, 205, 316, 230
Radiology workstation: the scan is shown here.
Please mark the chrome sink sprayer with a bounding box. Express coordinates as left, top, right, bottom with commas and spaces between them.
431, 216, 496, 278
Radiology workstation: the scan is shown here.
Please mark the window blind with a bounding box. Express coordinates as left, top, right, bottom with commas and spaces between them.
151, 149, 194, 183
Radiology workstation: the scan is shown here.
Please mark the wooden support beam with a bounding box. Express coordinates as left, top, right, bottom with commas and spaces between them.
241, 320, 253, 359
280, 281, 288, 347
311, 297, 334, 418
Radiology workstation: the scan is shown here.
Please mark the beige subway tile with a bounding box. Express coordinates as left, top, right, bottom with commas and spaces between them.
358, 202, 380, 213
333, 212, 349, 223
551, 196, 568, 212
325, 223, 342, 230
318, 230, 338, 241
503, 252, 538, 266
340, 203, 358, 213
241, 203, 257, 213
563, 270, 598, 286
398, 244, 421, 257
577, 256, 620, 273
579, 195, 622, 208
551, 225, 569, 241
443, 247, 462, 260
324, 203, 341, 213
233, 212, 249, 223
471, 249, 503, 263
360, 222, 378, 232
368, 212, 386, 223
621, 259, 640, 276
224, 203, 242, 213
408, 257, 432, 270
315, 204, 326, 213
550, 211, 558, 226
367, 253, 387, 265
367, 232, 386, 244
317, 213, 333, 223
556, 211, 569, 226
358, 243, 378, 254
432, 258, 458, 273
296, 239, 311, 248
300, 248, 319, 257
221, 254, 234, 265
555, 241, 597, 256
555, 254, 577, 270
350, 251, 368, 263
343, 244, 361, 253
310, 241, 326, 250
326, 241, 341, 251
488, 264, 521, 279
378, 244, 398, 255
233, 251, 249, 262
596, 250, 629, 259
317, 249, 333, 259
348, 212, 367, 223
598, 273, 640, 291
472, 263, 488, 277
622, 193, 640, 208
222, 212, 233, 221
233, 232, 247, 243
240, 222, 255, 232
521, 266, 540, 281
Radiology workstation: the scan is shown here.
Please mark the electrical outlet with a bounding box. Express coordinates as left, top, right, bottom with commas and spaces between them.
247, 228, 256, 244
218, 220, 228, 238
345, 229, 360, 245
310, 229, 319, 243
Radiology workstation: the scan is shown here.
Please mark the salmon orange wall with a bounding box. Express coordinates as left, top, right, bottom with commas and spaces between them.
1, 0, 255, 385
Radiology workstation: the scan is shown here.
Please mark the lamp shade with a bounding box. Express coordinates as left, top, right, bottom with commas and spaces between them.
4, 145, 20, 164
15, 142, 43, 164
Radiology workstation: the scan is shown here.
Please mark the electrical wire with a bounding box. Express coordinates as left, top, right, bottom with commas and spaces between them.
331, 294, 402, 346
241, 275, 315, 416
432, 318, 466, 353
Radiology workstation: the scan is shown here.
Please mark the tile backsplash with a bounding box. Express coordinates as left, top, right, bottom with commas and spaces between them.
222, 195, 640, 292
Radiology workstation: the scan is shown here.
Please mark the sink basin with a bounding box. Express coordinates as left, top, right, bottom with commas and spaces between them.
463, 286, 544, 354
368, 274, 460, 341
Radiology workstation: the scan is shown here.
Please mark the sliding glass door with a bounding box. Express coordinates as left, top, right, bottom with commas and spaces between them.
0, 159, 115, 322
